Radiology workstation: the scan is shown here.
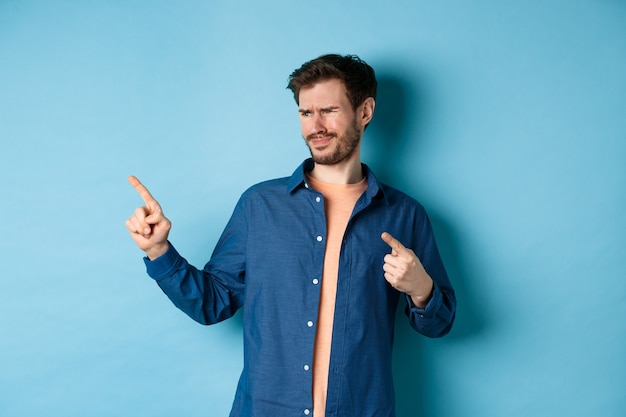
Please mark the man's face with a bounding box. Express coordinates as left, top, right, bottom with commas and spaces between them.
298, 78, 362, 166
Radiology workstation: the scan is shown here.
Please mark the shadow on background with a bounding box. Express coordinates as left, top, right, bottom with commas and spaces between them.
368, 72, 488, 417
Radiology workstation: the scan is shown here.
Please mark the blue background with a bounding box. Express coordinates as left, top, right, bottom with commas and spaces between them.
1, 1, 624, 416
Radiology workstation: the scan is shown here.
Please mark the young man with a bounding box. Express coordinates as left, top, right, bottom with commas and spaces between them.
126, 54, 456, 417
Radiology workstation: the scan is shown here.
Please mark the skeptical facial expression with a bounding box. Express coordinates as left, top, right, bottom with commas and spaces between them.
298, 78, 363, 166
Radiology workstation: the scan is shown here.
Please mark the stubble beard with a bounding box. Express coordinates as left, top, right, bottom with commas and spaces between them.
305, 119, 362, 166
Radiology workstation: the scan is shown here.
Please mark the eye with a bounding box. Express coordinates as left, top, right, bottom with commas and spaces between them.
300, 110, 311, 117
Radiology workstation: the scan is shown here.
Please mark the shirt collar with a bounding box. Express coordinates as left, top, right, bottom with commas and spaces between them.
287, 158, 387, 203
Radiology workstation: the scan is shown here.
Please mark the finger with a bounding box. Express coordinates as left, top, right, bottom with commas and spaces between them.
384, 254, 410, 280
382, 260, 397, 275
383, 253, 400, 268
381, 232, 407, 254
128, 175, 158, 206
136, 206, 156, 234
126, 215, 150, 238
128, 207, 152, 236
125, 217, 139, 234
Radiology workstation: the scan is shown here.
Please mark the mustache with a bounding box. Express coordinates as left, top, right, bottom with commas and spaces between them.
306, 132, 337, 141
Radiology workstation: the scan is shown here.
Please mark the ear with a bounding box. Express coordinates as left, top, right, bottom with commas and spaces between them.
359, 97, 375, 128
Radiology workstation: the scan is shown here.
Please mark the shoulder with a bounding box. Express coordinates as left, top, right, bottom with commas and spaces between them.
235, 177, 292, 210
242, 177, 290, 197
362, 164, 426, 215
378, 182, 427, 213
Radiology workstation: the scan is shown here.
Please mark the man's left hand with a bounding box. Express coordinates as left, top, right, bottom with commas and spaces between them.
381, 232, 434, 309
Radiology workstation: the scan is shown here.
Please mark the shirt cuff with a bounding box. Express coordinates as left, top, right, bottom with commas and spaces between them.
143, 242, 183, 280
405, 283, 442, 315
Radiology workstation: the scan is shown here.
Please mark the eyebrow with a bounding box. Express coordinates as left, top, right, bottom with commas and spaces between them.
299, 106, 340, 113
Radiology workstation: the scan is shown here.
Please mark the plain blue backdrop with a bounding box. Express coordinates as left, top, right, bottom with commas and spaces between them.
1, 1, 624, 416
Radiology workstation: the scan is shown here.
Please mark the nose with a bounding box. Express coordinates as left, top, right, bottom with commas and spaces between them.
306, 113, 326, 136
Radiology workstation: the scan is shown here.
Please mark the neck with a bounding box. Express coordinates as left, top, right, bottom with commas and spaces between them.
310, 148, 363, 184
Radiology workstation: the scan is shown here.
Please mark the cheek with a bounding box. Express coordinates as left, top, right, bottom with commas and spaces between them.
331, 120, 349, 135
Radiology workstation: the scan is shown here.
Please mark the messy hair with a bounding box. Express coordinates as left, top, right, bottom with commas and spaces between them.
287, 54, 377, 109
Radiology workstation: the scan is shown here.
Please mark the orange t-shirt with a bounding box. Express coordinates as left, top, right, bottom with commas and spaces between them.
306, 175, 368, 417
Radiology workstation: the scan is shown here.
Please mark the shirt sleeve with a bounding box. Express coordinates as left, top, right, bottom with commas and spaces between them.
404, 212, 456, 338
142, 199, 248, 325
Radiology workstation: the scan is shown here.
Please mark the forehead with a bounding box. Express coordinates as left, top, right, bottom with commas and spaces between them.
298, 78, 350, 107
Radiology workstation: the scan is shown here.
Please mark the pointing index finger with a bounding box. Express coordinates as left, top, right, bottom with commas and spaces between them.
381, 232, 406, 253
128, 175, 157, 205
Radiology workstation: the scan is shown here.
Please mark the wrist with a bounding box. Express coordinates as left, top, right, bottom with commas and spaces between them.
410, 279, 434, 309
145, 242, 169, 260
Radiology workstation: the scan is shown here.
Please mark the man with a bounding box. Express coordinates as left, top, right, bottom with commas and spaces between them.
126, 54, 456, 417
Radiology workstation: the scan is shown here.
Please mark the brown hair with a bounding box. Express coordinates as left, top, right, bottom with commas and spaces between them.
287, 54, 377, 110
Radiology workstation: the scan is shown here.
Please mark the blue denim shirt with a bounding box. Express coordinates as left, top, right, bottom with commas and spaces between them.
144, 159, 456, 417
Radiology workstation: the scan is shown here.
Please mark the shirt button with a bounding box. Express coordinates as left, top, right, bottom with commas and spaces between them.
307, 321, 314, 327
315, 196, 321, 202
304, 409, 311, 415
312, 278, 319, 285
316, 235, 323, 242
304, 364, 310, 371
304, 183, 309, 189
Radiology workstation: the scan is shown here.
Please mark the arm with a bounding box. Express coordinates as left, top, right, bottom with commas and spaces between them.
126, 176, 245, 325
381, 224, 456, 338
144, 242, 245, 325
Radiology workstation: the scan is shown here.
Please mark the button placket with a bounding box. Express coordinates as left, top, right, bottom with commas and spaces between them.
304, 187, 322, 410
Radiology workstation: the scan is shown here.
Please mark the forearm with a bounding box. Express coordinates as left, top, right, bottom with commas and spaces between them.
144, 243, 244, 325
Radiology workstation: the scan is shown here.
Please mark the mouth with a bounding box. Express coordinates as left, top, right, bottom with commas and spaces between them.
307, 134, 335, 148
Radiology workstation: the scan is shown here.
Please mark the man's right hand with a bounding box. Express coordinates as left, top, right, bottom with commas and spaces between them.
125, 175, 171, 260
